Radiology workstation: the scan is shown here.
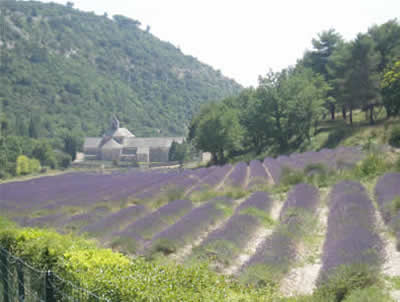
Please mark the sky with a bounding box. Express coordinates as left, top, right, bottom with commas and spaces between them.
39, 0, 400, 87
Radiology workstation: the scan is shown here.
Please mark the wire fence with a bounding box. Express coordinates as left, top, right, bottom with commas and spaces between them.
0, 246, 109, 302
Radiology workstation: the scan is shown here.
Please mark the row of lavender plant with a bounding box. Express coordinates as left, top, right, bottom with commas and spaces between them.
80, 204, 149, 237
188, 165, 233, 195
375, 173, 400, 250
112, 199, 193, 254
190, 192, 273, 266
247, 160, 270, 188
224, 162, 247, 188
146, 196, 235, 256
134, 167, 216, 200
241, 183, 319, 284
319, 181, 383, 282
262, 146, 364, 184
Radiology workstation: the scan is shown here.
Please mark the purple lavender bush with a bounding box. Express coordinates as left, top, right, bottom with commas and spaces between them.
248, 160, 269, 188
319, 181, 383, 282
224, 162, 248, 188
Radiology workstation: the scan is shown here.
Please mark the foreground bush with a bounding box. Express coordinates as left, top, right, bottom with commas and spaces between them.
0, 217, 276, 301
314, 264, 385, 302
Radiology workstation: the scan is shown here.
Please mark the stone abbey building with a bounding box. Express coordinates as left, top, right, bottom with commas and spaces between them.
83, 116, 184, 162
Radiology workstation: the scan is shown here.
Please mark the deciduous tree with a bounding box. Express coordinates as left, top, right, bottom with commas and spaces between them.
382, 60, 400, 117
189, 103, 243, 164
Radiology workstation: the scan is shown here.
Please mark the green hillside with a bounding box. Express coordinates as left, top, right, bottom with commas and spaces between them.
0, 0, 241, 138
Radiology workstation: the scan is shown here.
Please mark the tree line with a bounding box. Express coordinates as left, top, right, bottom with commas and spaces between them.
0, 122, 81, 179
189, 20, 400, 164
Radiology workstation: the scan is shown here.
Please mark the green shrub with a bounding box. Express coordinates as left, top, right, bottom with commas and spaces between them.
240, 264, 281, 289
388, 196, 400, 216
304, 163, 328, 175
304, 163, 335, 187
15, 155, 42, 176
150, 238, 177, 256
110, 236, 140, 254
29, 158, 41, 173
224, 187, 248, 199
55, 151, 72, 169
315, 264, 380, 302
354, 153, 388, 179
0, 219, 278, 301
324, 128, 348, 149
342, 286, 393, 302
191, 240, 238, 265
166, 186, 185, 202
190, 188, 221, 203
389, 126, 400, 148
280, 167, 306, 187
16, 155, 31, 175
394, 155, 400, 172
239, 207, 275, 227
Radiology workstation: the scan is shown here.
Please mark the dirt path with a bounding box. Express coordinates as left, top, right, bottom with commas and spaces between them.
170, 197, 247, 263
373, 204, 400, 276
183, 169, 214, 197
243, 166, 251, 189
279, 188, 330, 297
184, 166, 234, 197
375, 210, 400, 278
372, 204, 400, 301
362, 181, 400, 300
223, 197, 284, 275
262, 163, 276, 186
279, 205, 329, 296
215, 166, 235, 191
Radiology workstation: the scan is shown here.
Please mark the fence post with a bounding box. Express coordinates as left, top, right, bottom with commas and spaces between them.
17, 260, 25, 302
45, 270, 55, 302
0, 249, 9, 302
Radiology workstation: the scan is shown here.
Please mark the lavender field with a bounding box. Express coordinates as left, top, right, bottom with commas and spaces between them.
2, 145, 394, 287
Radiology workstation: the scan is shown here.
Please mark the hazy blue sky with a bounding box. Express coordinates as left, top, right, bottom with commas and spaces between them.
40, 0, 400, 86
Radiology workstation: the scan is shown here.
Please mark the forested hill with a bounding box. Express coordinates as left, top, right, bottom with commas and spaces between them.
0, 0, 241, 138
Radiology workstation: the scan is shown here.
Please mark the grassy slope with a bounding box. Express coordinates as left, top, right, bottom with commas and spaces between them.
231, 110, 400, 164
306, 110, 399, 152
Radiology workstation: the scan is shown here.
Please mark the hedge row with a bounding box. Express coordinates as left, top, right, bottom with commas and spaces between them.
0, 217, 276, 301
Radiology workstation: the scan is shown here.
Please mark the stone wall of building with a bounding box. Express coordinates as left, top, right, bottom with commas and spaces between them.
101, 149, 122, 161
149, 147, 170, 162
